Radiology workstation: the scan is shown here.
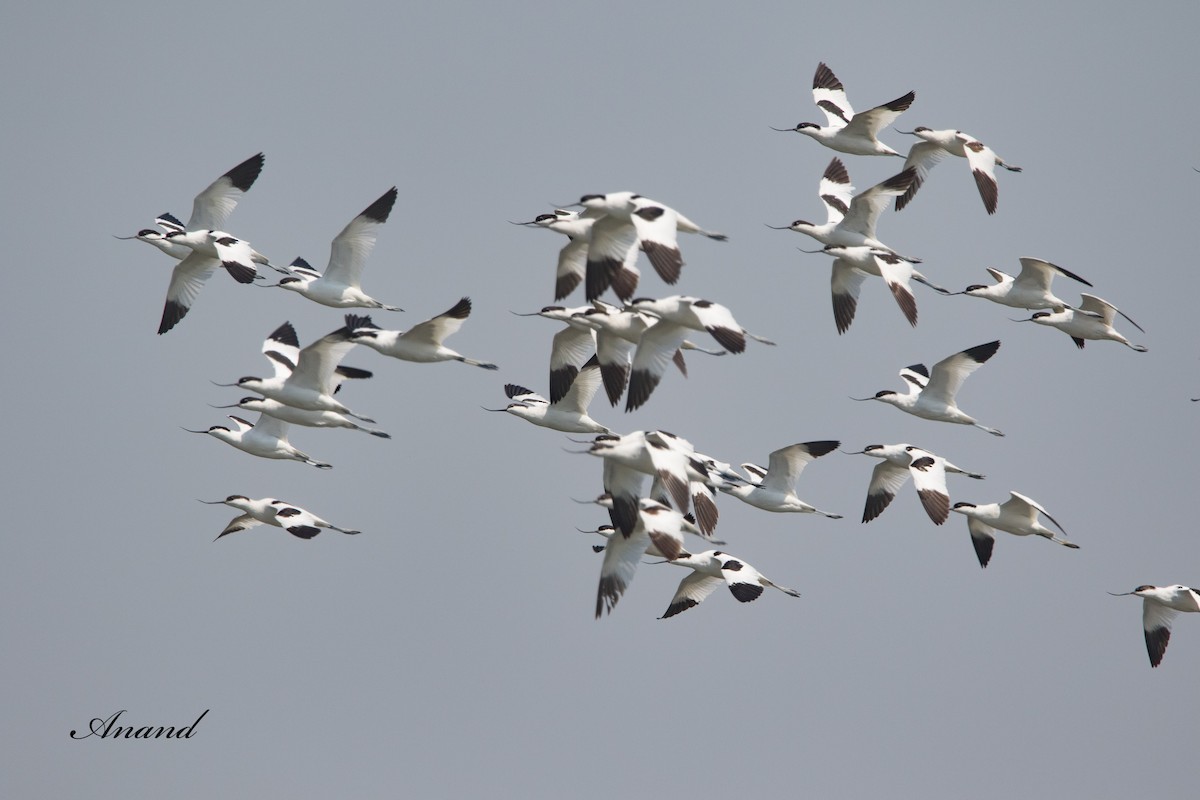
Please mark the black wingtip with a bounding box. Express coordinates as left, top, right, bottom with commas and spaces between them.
361, 187, 399, 224
225, 152, 266, 193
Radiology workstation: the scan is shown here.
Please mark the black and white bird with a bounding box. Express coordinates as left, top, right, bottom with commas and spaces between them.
184, 414, 332, 469
511, 209, 593, 300
772, 63, 914, 156
511, 304, 597, 403
200, 495, 360, 540
818, 244, 950, 333
595, 499, 687, 619
954, 257, 1092, 311
658, 550, 801, 619
214, 322, 376, 422
118, 152, 269, 334
1021, 293, 1148, 352
1108, 585, 1200, 667
485, 355, 611, 434
719, 441, 842, 518
275, 187, 404, 311
770, 166, 919, 261
847, 444, 985, 525
951, 491, 1079, 568
578, 192, 727, 301
853, 341, 1004, 436
894, 127, 1022, 214
345, 299, 498, 369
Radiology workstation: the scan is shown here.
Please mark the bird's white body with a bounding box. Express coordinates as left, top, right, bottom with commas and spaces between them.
491, 356, 611, 434
959, 257, 1091, 310
214, 396, 389, 438
276, 187, 403, 311
952, 491, 1079, 568
1111, 585, 1200, 667
345, 298, 497, 369
858, 341, 1004, 436
189, 415, 331, 468
775, 63, 914, 156
1026, 293, 1147, 351
719, 441, 842, 517
659, 549, 801, 618
895, 128, 1022, 214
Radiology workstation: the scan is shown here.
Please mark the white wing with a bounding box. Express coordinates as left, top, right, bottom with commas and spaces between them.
400, 297, 471, 346
959, 134, 1000, 214
261, 321, 300, 380
811, 62, 853, 128
818, 158, 854, 225
158, 251, 220, 334
323, 187, 397, 288
289, 328, 357, 393
894, 140, 948, 211
906, 449, 950, 525
922, 341, 1000, 406
839, 169, 916, 239
188, 152, 264, 231
862, 459, 911, 523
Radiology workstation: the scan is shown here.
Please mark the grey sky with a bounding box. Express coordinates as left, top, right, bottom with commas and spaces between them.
4, 1, 1198, 797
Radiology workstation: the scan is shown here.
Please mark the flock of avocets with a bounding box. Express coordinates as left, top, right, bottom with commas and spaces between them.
123, 63, 1196, 667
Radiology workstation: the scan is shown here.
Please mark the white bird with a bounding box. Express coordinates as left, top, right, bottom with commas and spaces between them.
951, 491, 1079, 568
659, 549, 801, 619
578, 192, 727, 301
819, 244, 949, 333
719, 441, 842, 517
954, 257, 1092, 310
847, 443, 985, 525
624, 296, 775, 412
485, 355, 611, 434
275, 187, 404, 311
344, 298, 498, 369
184, 414, 332, 468
595, 499, 687, 618
772, 62, 914, 156
770, 166, 919, 261
214, 322, 375, 422
1021, 293, 1148, 352
199, 495, 360, 540
511, 210, 594, 300
894, 127, 1022, 214
853, 340, 1005, 436
571, 301, 726, 407
1108, 585, 1200, 667
118, 153, 268, 334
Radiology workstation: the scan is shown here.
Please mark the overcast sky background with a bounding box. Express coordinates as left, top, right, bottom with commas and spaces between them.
4, 1, 1198, 797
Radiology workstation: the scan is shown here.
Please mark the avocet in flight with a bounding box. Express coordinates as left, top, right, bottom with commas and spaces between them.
184, 414, 332, 469
214, 321, 376, 422
846, 443, 985, 525
1108, 585, 1199, 667
1019, 293, 1148, 352
720, 440, 842, 518
818, 244, 949, 333
770, 165, 919, 261
953, 257, 1092, 311
485, 355, 611, 434
511, 304, 598, 403
893, 128, 1022, 214
951, 491, 1079, 568
118, 152, 269, 333
595, 499, 686, 619
344, 298, 497, 369
275, 187, 404, 311
853, 341, 1004, 436
772, 63, 914, 156
200, 495, 360, 540
578, 192, 727, 301
659, 549, 801, 619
